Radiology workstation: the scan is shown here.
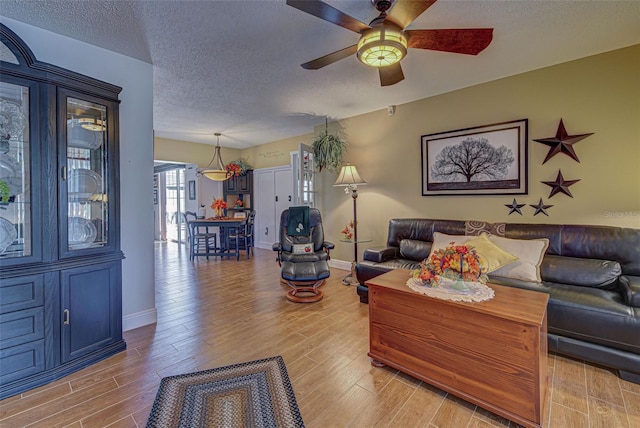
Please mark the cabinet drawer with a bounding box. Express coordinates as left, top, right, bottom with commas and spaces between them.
0, 340, 45, 385
0, 274, 44, 314
0, 307, 45, 349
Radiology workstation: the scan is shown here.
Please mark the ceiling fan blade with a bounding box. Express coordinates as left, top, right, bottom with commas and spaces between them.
286, 0, 369, 33
379, 63, 405, 86
301, 44, 358, 70
406, 28, 493, 55
386, 0, 438, 29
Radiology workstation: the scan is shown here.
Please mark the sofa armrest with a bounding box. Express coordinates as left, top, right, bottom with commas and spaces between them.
363, 246, 399, 263
619, 275, 640, 307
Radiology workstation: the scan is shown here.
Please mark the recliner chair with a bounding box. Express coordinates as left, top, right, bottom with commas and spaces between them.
273, 207, 334, 302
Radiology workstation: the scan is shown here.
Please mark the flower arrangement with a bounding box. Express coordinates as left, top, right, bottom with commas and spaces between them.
210, 197, 228, 218
411, 242, 488, 287
225, 158, 252, 176
340, 221, 354, 240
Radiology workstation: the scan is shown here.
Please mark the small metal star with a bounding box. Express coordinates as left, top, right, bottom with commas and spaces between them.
505, 198, 526, 215
534, 119, 593, 164
542, 170, 580, 198
530, 198, 554, 216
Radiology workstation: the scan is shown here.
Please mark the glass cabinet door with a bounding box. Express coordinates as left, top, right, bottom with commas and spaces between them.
63, 96, 110, 253
0, 80, 31, 259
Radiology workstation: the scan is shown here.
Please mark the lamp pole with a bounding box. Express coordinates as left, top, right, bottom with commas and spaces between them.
351, 186, 359, 263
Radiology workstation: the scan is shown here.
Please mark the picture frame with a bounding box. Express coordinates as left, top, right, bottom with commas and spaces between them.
233, 212, 247, 219
421, 119, 528, 196
188, 180, 196, 200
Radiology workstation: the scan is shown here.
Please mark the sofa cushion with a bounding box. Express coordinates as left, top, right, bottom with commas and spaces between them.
541, 255, 621, 289
399, 239, 432, 261
466, 233, 518, 273
488, 235, 549, 282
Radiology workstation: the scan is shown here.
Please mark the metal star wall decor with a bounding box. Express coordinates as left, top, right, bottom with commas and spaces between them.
530, 198, 554, 216
542, 170, 581, 198
534, 119, 593, 164
505, 198, 526, 215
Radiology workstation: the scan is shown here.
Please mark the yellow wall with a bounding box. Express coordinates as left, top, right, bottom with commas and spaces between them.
154, 136, 242, 168
155, 45, 640, 262
240, 133, 315, 170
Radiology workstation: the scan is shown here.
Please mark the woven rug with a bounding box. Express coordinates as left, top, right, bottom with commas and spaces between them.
146, 356, 304, 428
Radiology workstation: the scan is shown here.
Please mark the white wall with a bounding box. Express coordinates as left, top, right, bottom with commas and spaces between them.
1, 17, 157, 330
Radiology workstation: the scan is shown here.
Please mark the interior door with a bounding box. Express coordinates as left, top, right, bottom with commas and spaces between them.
254, 170, 275, 249
274, 168, 293, 225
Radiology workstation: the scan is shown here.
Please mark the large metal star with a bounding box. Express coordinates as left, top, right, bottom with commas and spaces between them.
505, 198, 526, 215
534, 119, 593, 163
530, 198, 554, 216
542, 170, 581, 198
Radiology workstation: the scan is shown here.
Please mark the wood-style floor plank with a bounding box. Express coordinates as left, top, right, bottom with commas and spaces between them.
0, 242, 636, 427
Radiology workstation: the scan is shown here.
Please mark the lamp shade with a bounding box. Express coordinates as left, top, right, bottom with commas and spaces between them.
334, 164, 366, 187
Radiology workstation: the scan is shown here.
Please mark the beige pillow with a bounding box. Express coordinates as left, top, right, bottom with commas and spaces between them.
428, 232, 474, 259
488, 235, 549, 282
466, 233, 518, 273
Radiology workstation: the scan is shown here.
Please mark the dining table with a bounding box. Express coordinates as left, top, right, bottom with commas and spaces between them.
187, 217, 247, 260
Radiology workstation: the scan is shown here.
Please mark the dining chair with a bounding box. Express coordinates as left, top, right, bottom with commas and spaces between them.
227, 210, 255, 259
184, 211, 217, 260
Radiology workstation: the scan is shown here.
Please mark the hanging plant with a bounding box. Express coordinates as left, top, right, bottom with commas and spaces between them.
312, 118, 347, 172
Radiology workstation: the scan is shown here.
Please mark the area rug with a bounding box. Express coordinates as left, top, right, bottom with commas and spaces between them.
146, 356, 304, 428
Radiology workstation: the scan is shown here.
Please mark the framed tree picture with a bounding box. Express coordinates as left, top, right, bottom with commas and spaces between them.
421, 119, 528, 196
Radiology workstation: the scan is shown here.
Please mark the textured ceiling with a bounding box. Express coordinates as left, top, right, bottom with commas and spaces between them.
1, 0, 639, 149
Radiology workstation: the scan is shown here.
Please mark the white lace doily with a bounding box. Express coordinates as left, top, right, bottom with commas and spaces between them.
406, 277, 495, 302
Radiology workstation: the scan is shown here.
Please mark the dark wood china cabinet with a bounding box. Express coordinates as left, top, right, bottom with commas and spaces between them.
0, 24, 125, 399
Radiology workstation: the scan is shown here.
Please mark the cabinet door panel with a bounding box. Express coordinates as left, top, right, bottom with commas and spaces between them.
0, 76, 43, 265
0, 274, 44, 313
61, 261, 121, 363
58, 89, 119, 258
0, 340, 45, 384
0, 307, 44, 348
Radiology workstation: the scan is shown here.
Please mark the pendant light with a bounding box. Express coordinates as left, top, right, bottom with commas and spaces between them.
202, 133, 232, 182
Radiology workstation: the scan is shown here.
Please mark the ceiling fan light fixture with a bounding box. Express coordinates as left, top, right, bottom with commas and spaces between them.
357, 26, 407, 68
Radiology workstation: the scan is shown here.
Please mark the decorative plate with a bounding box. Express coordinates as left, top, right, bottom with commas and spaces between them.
67, 168, 101, 199
0, 216, 17, 254
68, 216, 97, 248
0, 154, 23, 196
67, 119, 103, 150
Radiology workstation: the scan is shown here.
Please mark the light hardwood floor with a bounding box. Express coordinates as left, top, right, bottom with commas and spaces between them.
1, 242, 639, 427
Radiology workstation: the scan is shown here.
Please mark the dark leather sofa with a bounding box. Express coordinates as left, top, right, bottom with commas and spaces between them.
355, 219, 640, 383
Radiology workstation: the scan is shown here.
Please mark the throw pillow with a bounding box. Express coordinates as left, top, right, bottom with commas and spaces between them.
488, 235, 549, 282
427, 232, 473, 260
465, 221, 507, 237
466, 233, 518, 273
292, 243, 314, 254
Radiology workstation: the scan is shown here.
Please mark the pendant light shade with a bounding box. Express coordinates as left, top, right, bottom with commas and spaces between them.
202, 133, 232, 182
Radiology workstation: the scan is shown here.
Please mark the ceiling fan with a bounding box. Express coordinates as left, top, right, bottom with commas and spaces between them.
287, 0, 493, 86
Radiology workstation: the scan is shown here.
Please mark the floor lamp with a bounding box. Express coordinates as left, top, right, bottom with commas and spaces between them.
334, 163, 367, 286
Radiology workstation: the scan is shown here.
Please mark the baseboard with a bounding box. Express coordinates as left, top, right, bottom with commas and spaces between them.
123, 307, 157, 331
329, 259, 351, 271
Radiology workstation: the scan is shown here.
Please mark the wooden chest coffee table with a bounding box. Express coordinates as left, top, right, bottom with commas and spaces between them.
367, 270, 549, 428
